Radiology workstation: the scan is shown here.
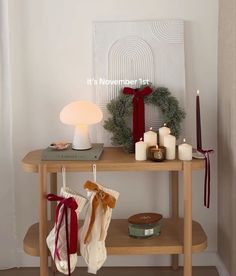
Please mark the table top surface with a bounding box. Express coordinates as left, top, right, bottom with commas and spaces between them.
22, 147, 205, 173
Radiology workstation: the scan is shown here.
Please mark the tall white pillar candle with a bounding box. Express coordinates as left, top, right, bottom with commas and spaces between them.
159, 123, 171, 146
163, 132, 176, 160
135, 138, 147, 161
178, 139, 192, 161
144, 127, 157, 147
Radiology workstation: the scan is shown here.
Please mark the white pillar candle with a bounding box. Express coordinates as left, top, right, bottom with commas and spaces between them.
144, 127, 157, 147
163, 132, 176, 160
178, 138, 192, 161
135, 138, 147, 161
159, 123, 171, 146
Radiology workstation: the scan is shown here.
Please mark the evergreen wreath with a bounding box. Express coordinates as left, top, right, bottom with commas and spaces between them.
104, 86, 185, 153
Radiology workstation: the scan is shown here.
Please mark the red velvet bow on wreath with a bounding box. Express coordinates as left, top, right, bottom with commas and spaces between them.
123, 86, 152, 144
47, 194, 78, 276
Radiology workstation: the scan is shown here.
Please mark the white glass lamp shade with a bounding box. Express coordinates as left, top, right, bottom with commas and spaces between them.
60, 101, 103, 150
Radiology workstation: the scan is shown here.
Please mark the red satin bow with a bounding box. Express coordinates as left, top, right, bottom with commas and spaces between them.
123, 86, 152, 145
47, 194, 78, 276
198, 149, 214, 208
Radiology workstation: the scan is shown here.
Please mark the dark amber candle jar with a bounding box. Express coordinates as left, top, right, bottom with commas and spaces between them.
148, 145, 166, 162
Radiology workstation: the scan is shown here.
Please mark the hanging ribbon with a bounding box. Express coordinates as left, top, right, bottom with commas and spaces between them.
123, 86, 152, 144
47, 194, 78, 276
83, 180, 116, 244
197, 149, 214, 208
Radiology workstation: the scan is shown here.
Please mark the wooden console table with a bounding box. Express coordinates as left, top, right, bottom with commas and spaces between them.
22, 147, 207, 276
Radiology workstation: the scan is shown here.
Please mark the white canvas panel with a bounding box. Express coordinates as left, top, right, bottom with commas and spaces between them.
93, 20, 185, 145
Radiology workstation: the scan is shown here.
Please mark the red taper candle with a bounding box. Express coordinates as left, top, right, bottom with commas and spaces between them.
196, 90, 202, 150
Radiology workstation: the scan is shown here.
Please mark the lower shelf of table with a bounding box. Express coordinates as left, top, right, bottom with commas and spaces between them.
23, 218, 207, 257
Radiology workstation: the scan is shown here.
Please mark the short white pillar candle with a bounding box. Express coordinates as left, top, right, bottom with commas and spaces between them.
135, 138, 147, 161
144, 127, 157, 147
178, 138, 192, 161
163, 132, 176, 160
159, 123, 171, 146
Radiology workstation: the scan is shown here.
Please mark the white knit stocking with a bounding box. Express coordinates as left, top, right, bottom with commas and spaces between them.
47, 187, 87, 274
79, 181, 119, 274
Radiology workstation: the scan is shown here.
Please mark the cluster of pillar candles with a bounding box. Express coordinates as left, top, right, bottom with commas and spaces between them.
135, 124, 192, 162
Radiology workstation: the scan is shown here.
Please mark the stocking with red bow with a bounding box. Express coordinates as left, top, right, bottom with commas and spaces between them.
46, 187, 87, 275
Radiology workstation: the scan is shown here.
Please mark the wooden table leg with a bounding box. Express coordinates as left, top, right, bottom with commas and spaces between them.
170, 171, 179, 270
50, 173, 57, 222
50, 173, 57, 273
183, 162, 192, 276
39, 164, 48, 276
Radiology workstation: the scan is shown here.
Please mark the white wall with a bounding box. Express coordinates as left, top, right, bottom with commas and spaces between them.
218, 0, 236, 275
8, 0, 218, 267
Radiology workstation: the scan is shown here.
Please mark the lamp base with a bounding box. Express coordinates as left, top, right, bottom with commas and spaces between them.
72, 146, 92, 151
72, 124, 92, 150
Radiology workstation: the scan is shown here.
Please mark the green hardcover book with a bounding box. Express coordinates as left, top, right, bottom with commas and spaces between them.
41, 143, 104, 161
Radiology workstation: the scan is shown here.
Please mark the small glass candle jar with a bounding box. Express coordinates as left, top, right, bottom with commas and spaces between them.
148, 145, 166, 162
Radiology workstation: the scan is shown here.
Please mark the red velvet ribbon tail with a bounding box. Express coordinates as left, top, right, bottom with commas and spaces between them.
199, 150, 213, 208
138, 98, 145, 141
133, 97, 145, 143
53, 199, 64, 261
207, 153, 211, 208
135, 87, 152, 143
54, 206, 65, 261
65, 207, 71, 276
132, 97, 139, 144
204, 157, 208, 207
69, 211, 78, 254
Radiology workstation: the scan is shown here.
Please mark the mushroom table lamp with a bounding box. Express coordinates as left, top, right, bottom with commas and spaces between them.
60, 101, 103, 150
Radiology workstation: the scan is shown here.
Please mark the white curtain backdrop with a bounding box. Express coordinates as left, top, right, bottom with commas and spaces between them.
0, 0, 16, 268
